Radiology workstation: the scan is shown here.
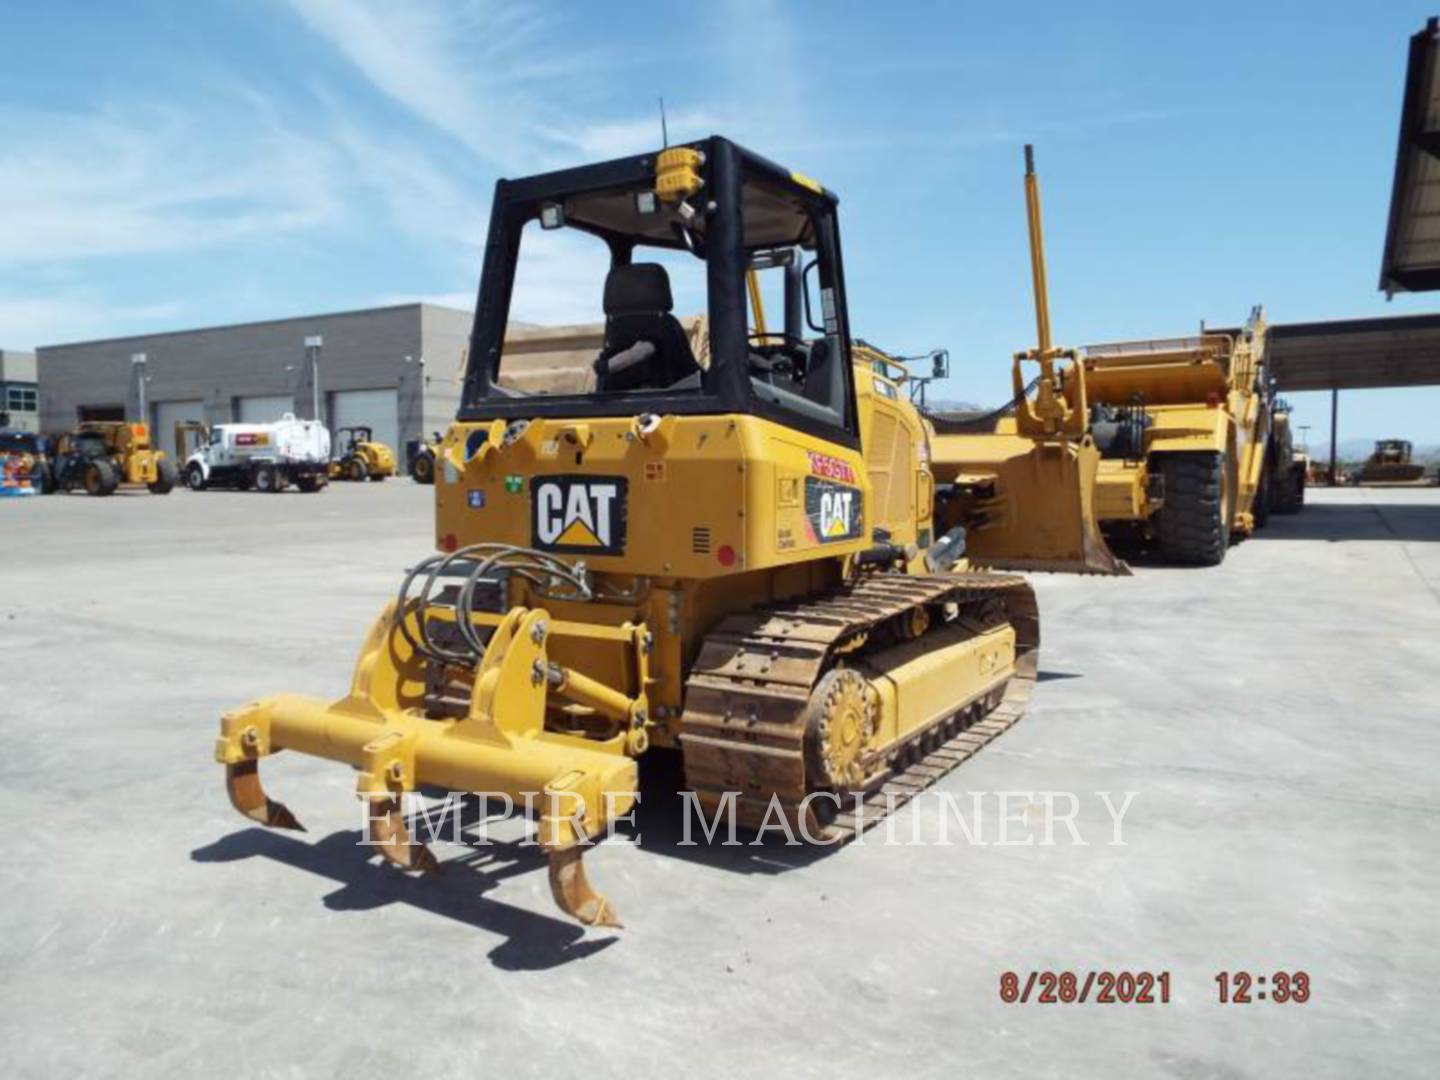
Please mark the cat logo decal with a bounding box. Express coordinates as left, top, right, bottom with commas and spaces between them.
804, 477, 863, 543
532, 475, 628, 555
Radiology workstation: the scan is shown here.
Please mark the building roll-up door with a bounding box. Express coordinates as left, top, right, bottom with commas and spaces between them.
152, 399, 206, 457
78, 404, 125, 422
329, 388, 399, 455
235, 395, 295, 424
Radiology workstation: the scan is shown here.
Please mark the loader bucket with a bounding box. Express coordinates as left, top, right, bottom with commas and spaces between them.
931, 432, 1129, 576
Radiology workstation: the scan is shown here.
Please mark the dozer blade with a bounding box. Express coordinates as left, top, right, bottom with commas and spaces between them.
365, 794, 441, 874
547, 846, 621, 929
931, 432, 1130, 576
225, 760, 306, 832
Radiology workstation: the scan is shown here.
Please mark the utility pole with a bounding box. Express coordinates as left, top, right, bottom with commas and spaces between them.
303, 335, 323, 424
1327, 387, 1339, 486
128, 353, 148, 425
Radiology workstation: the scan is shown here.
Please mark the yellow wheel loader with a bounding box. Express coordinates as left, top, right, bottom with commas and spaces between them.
922, 147, 1128, 576
407, 432, 442, 484
51, 421, 176, 496
328, 425, 398, 482
214, 137, 1039, 927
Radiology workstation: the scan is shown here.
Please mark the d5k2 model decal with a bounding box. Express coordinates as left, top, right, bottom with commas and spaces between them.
804, 476, 863, 543
531, 475, 628, 555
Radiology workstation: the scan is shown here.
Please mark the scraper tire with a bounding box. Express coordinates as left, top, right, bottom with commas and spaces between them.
1155, 452, 1228, 567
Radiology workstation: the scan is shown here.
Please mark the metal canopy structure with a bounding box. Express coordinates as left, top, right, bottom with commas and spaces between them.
1268, 312, 1440, 391
1380, 18, 1440, 295
1264, 18, 1440, 485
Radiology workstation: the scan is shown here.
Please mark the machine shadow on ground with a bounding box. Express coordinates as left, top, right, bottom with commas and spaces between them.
1099, 498, 1440, 562
190, 761, 839, 971
1249, 500, 1440, 543
619, 750, 836, 876
191, 826, 619, 971
192, 681, 1091, 962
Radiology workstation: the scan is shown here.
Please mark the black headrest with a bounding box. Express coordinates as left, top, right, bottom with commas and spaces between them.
604, 263, 674, 316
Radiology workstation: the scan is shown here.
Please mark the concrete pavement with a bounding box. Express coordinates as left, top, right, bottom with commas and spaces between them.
1, 483, 1436, 1078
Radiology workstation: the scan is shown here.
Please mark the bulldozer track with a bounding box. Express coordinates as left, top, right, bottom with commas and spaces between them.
680, 571, 1039, 842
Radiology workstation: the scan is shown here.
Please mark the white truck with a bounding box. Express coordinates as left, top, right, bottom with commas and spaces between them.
184, 414, 331, 493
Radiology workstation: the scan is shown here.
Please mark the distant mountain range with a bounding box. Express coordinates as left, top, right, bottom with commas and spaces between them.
923, 398, 983, 415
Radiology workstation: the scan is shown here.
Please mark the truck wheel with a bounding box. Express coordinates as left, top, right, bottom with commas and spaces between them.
253, 464, 280, 493
1155, 452, 1228, 566
295, 474, 322, 493
84, 459, 119, 497
347, 458, 369, 482
411, 452, 434, 484
149, 457, 178, 495
186, 463, 207, 491
1253, 467, 1271, 529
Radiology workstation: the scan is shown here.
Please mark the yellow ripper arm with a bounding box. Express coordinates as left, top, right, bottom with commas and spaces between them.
215, 604, 640, 928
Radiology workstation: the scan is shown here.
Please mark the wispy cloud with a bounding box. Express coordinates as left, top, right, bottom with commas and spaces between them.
550, 106, 731, 160
283, 0, 731, 171
284, 0, 588, 168
0, 295, 184, 348
4, 0, 1016, 351
281, 0, 741, 321
0, 101, 340, 266
328, 118, 491, 250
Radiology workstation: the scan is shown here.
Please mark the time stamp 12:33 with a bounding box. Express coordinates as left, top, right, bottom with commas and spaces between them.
1215, 971, 1311, 1003
998, 971, 1311, 1004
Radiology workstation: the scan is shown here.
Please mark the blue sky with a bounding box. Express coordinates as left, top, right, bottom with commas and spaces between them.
3, 0, 1438, 449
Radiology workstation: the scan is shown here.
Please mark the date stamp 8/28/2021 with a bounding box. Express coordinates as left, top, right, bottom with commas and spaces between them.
999, 971, 1312, 1005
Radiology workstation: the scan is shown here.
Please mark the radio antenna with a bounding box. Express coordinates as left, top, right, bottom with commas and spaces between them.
659, 96, 669, 148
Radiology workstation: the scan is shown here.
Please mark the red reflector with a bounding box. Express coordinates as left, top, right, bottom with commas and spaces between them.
1206, 391, 1221, 407
716, 544, 736, 567
441, 533, 458, 552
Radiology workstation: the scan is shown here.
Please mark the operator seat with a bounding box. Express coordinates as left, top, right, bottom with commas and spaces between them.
594, 263, 699, 392
801, 338, 836, 404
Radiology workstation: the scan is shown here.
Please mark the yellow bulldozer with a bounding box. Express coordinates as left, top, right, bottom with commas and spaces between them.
328, 425, 398, 482
214, 136, 1040, 927
921, 147, 1128, 576
1358, 439, 1426, 484
51, 421, 176, 496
